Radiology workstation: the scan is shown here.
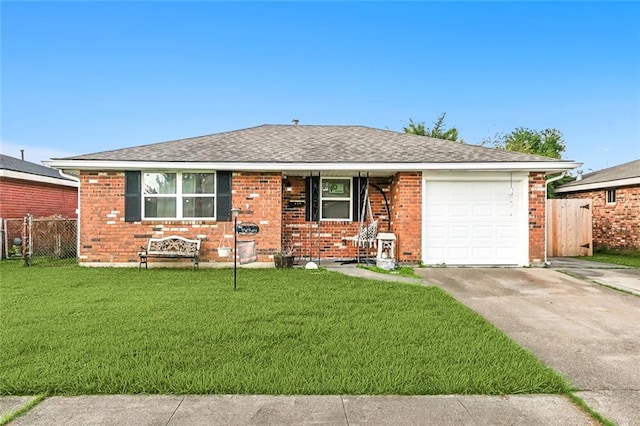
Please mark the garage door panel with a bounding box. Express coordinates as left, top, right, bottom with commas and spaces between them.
472, 205, 494, 217
428, 205, 448, 217
449, 247, 470, 260
449, 226, 469, 238
495, 205, 514, 217
472, 226, 493, 238
496, 247, 517, 258
424, 247, 446, 261
424, 179, 524, 265
494, 225, 518, 239
425, 225, 447, 238
450, 205, 471, 217
471, 247, 494, 260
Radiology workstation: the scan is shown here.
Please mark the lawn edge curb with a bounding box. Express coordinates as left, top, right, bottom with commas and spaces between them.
566, 392, 615, 426
0, 394, 46, 426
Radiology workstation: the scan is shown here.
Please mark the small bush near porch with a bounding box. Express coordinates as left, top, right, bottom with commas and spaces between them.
0, 263, 568, 396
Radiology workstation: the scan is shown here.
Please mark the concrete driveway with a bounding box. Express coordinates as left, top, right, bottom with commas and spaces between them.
415, 267, 640, 426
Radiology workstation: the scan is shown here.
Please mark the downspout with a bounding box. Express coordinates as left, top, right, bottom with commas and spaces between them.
543, 171, 567, 265
58, 169, 81, 263
545, 171, 567, 186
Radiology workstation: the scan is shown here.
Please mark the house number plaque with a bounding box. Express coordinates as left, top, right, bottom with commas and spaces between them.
235, 223, 260, 236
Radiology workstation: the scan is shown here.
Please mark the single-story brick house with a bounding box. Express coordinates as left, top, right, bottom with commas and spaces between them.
0, 153, 78, 219
556, 159, 639, 250
46, 124, 579, 267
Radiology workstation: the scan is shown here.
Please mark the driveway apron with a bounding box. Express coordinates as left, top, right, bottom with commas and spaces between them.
415, 267, 640, 426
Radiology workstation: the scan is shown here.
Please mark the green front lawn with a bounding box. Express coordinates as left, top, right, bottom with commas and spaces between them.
584, 249, 640, 268
0, 262, 568, 396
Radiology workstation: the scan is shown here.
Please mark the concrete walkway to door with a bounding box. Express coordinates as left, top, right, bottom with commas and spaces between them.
415, 267, 640, 426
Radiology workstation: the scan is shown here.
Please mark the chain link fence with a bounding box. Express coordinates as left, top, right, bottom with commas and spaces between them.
2, 215, 77, 265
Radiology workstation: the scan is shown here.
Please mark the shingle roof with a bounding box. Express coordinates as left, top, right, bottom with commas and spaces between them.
558, 159, 640, 188
58, 125, 565, 164
0, 154, 73, 181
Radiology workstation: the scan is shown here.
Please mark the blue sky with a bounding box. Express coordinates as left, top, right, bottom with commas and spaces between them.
2, 1, 639, 174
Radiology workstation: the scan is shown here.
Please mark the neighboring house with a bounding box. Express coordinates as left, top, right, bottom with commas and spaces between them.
0, 154, 78, 219
46, 124, 579, 267
556, 159, 640, 250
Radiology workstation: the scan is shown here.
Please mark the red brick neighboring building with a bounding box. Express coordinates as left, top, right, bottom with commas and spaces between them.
556, 159, 640, 250
0, 154, 78, 219
47, 125, 579, 267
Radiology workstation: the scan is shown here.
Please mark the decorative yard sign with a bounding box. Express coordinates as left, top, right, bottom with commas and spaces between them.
235, 223, 260, 236
237, 240, 257, 265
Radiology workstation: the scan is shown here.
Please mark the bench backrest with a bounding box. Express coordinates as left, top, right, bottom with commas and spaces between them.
147, 236, 200, 254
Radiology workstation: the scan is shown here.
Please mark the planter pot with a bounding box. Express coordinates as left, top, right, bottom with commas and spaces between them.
217, 247, 232, 258
274, 255, 294, 269
283, 255, 294, 268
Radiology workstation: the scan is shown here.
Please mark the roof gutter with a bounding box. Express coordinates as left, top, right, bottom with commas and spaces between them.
44, 160, 582, 173
0, 169, 78, 187
556, 176, 640, 193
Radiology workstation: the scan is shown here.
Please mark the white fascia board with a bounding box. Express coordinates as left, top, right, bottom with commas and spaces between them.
423, 171, 529, 180
0, 169, 79, 187
44, 159, 582, 173
555, 177, 640, 193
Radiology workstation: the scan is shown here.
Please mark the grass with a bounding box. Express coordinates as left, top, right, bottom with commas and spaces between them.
581, 248, 640, 268
0, 262, 568, 396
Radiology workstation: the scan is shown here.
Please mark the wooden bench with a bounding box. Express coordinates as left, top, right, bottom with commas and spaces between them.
138, 236, 201, 270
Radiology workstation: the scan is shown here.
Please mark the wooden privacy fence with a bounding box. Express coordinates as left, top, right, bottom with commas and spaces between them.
546, 199, 593, 257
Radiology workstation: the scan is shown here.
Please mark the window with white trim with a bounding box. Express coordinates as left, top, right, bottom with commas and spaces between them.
143, 172, 216, 219
606, 189, 616, 204
320, 177, 352, 220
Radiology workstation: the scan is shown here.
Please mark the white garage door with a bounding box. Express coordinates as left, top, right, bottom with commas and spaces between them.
423, 178, 526, 265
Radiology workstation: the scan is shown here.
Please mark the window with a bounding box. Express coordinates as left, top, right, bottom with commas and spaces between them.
320, 177, 352, 220
143, 172, 216, 219
606, 189, 616, 204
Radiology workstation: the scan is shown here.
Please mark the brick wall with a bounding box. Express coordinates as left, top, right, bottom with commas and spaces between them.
282, 176, 392, 261
77, 169, 553, 265
561, 185, 639, 250
77, 171, 281, 264
0, 177, 77, 219
390, 172, 422, 262
528, 172, 547, 264
231, 172, 282, 258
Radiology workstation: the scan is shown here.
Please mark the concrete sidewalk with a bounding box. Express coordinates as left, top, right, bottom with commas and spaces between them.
2, 394, 594, 425
325, 264, 425, 285
548, 256, 640, 296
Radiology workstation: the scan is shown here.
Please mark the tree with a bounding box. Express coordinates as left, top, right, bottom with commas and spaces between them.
485, 127, 566, 159
404, 112, 462, 142
483, 127, 570, 198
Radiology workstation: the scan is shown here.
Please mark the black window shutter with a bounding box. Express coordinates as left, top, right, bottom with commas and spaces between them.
305, 176, 320, 221
124, 171, 142, 222
352, 177, 368, 222
216, 171, 232, 221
